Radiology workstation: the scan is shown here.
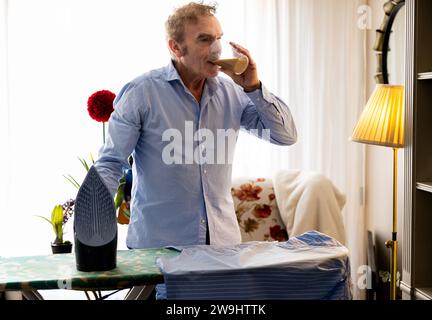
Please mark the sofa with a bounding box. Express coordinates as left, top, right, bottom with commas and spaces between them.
232, 171, 347, 245
232, 177, 288, 242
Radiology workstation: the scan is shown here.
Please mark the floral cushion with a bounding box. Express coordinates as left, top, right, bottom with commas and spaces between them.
231, 177, 288, 242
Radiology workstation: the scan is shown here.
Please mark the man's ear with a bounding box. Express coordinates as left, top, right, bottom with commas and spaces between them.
168, 39, 184, 59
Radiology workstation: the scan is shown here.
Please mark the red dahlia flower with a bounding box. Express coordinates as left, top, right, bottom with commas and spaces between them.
87, 90, 116, 123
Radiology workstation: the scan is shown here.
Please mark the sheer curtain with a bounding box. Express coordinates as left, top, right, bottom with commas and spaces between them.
231, 0, 367, 299
0, 0, 246, 255
0, 0, 185, 258
0, 0, 366, 299
0, 0, 11, 257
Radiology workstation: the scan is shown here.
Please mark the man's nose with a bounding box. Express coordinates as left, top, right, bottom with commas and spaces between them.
209, 39, 222, 61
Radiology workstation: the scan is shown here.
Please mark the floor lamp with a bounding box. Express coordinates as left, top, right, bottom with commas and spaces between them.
350, 84, 405, 300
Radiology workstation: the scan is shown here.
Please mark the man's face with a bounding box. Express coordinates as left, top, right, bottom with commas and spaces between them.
178, 15, 223, 78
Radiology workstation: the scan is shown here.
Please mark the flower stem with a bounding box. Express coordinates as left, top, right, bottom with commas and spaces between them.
103, 122, 106, 144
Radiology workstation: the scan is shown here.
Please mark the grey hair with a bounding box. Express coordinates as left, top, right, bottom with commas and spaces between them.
165, 1, 218, 44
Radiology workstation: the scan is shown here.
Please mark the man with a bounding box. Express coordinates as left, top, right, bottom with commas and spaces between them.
94, 2, 297, 251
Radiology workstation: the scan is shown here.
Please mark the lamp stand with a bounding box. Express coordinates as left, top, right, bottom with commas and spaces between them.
385, 147, 398, 300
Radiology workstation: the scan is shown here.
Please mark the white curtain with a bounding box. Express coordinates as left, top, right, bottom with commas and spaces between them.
0, 0, 245, 254
0, 0, 367, 299
231, 0, 367, 299
0, 0, 11, 257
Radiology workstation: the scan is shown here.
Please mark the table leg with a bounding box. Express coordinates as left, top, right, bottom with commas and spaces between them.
21, 290, 44, 300
124, 285, 155, 300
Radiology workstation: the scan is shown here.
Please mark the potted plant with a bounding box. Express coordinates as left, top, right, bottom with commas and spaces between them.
37, 200, 74, 254
114, 157, 133, 225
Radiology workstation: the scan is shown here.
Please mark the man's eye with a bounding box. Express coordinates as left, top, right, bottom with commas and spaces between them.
199, 37, 214, 43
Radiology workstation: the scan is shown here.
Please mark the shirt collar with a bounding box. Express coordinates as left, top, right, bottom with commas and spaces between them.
165, 60, 182, 82
165, 60, 220, 94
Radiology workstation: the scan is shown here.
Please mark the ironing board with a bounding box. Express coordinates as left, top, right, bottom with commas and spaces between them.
0, 248, 178, 299
1, 233, 351, 300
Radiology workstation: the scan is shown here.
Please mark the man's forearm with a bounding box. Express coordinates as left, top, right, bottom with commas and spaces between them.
244, 84, 297, 146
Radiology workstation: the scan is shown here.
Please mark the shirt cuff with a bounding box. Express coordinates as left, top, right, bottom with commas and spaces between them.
245, 83, 276, 105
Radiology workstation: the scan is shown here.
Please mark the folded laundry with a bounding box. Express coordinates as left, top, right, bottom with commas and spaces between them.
156, 231, 352, 300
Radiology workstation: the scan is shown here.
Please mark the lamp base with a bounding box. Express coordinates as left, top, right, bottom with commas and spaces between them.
385, 239, 398, 300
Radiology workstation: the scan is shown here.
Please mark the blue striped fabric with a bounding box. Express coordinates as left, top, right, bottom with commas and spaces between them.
156, 231, 352, 300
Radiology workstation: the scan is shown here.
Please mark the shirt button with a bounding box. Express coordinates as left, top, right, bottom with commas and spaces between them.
203, 169, 207, 174
201, 219, 206, 225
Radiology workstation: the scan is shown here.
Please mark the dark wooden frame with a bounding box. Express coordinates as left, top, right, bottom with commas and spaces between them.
373, 0, 406, 84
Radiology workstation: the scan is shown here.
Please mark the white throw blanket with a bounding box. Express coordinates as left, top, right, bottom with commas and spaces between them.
273, 170, 346, 244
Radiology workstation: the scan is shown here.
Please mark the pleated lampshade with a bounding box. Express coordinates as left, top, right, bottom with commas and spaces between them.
351, 84, 405, 148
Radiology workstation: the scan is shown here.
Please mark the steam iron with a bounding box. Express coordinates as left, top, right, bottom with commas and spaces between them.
74, 166, 117, 271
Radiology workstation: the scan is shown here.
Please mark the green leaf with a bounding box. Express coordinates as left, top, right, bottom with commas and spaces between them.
35, 215, 54, 227
63, 174, 81, 189
90, 153, 95, 164
52, 205, 63, 225
52, 205, 64, 243
79, 157, 90, 172
114, 181, 125, 209
123, 208, 130, 218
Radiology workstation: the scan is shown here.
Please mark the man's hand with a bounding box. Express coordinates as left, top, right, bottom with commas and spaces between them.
220, 42, 261, 92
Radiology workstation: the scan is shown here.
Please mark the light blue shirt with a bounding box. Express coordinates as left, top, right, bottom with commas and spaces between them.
94, 60, 297, 249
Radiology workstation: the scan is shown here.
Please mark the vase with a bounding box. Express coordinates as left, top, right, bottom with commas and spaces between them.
51, 242, 72, 254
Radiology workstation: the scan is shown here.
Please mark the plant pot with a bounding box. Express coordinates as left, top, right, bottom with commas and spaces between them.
51, 242, 72, 254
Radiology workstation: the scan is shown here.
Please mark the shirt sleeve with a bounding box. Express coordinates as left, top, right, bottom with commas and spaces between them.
240, 83, 297, 146
94, 83, 143, 196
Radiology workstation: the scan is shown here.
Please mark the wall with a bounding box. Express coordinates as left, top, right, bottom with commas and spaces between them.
365, 0, 405, 297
